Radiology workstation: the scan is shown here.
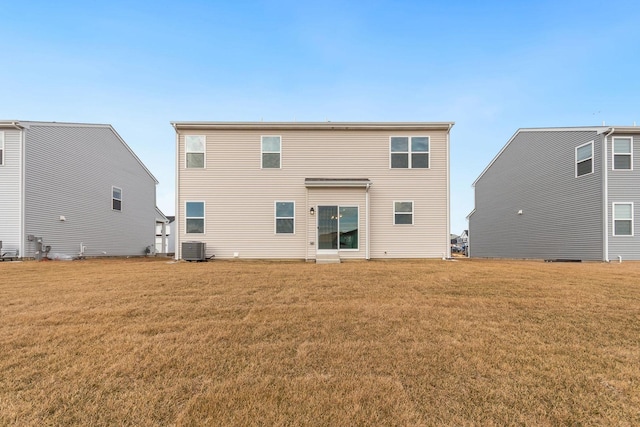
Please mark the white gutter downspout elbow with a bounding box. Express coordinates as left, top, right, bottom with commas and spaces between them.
603, 127, 615, 262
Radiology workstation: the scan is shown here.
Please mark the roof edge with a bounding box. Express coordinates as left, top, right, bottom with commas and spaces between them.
171, 121, 455, 131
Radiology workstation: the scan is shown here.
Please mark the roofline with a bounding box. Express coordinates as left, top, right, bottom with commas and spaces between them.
0, 120, 159, 184
171, 121, 455, 131
470, 126, 623, 187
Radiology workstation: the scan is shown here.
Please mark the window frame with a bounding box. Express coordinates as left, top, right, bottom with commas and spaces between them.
112, 186, 122, 212
390, 136, 430, 169
262, 135, 282, 169
185, 201, 205, 234
612, 202, 634, 237
393, 200, 414, 225
185, 135, 206, 169
0, 131, 4, 166
274, 201, 295, 234
612, 137, 633, 171
575, 141, 594, 177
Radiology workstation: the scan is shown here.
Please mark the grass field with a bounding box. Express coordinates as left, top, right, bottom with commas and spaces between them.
1, 258, 639, 426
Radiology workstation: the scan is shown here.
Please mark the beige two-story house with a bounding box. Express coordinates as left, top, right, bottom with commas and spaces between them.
172, 122, 453, 262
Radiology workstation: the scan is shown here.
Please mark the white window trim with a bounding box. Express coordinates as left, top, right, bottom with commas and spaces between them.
393, 200, 414, 225
612, 137, 633, 171
185, 135, 206, 169
575, 141, 594, 177
112, 186, 122, 212
261, 135, 282, 169
185, 201, 206, 234
612, 202, 634, 237
274, 201, 295, 234
389, 136, 430, 169
0, 131, 4, 166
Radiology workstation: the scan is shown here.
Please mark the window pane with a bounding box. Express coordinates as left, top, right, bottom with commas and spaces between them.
262, 153, 280, 168
112, 199, 121, 211
614, 155, 631, 170
391, 153, 409, 168
614, 138, 631, 154
113, 188, 121, 199
186, 202, 204, 218
577, 144, 592, 162
391, 137, 408, 152
186, 218, 204, 234
276, 218, 294, 234
577, 159, 592, 176
615, 220, 632, 236
614, 204, 632, 219
185, 135, 205, 152
276, 202, 294, 217
395, 213, 413, 225
412, 153, 429, 168
187, 153, 204, 168
339, 207, 358, 249
411, 137, 429, 152
262, 136, 280, 152
395, 201, 413, 213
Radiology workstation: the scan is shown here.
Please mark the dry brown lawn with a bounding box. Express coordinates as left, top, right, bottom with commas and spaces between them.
1, 258, 639, 426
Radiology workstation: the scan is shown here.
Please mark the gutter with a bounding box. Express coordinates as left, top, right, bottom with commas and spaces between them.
602, 127, 615, 262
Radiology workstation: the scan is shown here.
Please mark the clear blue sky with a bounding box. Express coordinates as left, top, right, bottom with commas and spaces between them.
2, 0, 639, 234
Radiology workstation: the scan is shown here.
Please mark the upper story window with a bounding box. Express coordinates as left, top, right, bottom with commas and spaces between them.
613, 203, 634, 236
185, 135, 205, 168
112, 187, 122, 211
186, 201, 205, 234
0, 131, 4, 165
394, 201, 414, 225
275, 201, 294, 233
262, 136, 281, 168
390, 136, 429, 168
576, 141, 593, 177
613, 137, 633, 170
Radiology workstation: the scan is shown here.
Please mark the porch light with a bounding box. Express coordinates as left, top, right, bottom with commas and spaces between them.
309, 207, 315, 215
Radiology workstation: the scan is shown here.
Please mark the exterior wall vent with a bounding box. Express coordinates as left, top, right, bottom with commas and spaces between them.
182, 241, 206, 261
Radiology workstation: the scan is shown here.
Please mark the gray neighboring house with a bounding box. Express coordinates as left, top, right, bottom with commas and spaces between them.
0, 121, 159, 259
468, 126, 640, 261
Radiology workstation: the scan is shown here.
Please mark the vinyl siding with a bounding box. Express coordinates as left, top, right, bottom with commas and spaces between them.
23, 124, 157, 258
607, 134, 640, 260
177, 128, 449, 259
469, 130, 604, 260
0, 129, 22, 253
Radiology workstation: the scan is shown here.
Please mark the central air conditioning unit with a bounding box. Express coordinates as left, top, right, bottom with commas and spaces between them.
182, 241, 206, 261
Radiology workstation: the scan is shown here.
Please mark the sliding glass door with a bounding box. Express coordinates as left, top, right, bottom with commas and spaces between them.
317, 205, 358, 251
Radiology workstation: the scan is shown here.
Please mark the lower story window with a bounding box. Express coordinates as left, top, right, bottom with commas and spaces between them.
275, 201, 294, 234
186, 201, 205, 234
394, 201, 413, 225
613, 203, 633, 236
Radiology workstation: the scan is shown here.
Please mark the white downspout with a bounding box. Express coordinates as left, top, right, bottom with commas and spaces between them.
305, 186, 309, 262
19, 126, 25, 259
173, 124, 180, 260
602, 127, 615, 262
366, 182, 371, 260
446, 123, 452, 259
